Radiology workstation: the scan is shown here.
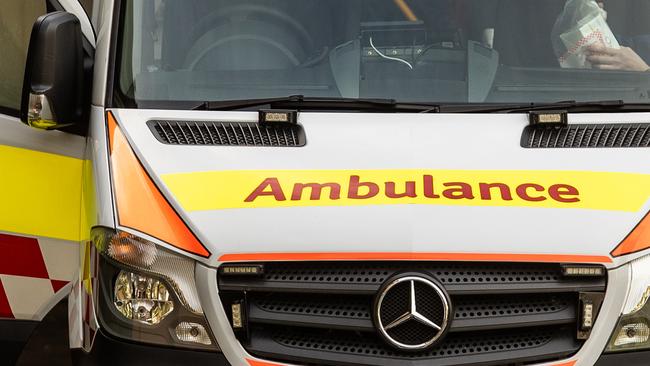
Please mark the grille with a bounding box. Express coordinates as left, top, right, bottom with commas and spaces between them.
522, 123, 650, 148
148, 120, 305, 147
252, 326, 577, 365
218, 262, 606, 366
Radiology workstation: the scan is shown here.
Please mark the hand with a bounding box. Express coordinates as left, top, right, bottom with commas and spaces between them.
586, 44, 650, 71
597, 2, 607, 20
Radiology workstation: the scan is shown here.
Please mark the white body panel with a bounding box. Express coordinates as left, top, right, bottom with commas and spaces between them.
112, 109, 650, 265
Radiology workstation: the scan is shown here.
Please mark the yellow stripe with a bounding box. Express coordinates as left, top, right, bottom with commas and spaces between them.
162, 169, 650, 212
0, 145, 82, 241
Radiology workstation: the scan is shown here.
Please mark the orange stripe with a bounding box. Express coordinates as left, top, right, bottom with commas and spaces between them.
554, 362, 576, 366
247, 360, 286, 366
107, 113, 117, 153
221, 252, 611, 263
393, 0, 418, 21
108, 112, 210, 258
611, 211, 650, 257
247, 359, 576, 366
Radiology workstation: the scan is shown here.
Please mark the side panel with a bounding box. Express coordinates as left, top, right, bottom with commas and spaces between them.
0, 116, 85, 321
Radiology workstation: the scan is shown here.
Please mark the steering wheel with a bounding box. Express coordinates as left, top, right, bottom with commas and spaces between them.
183, 5, 315, 70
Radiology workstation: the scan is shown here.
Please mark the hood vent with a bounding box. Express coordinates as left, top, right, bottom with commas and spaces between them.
148, 120, 305, 147
522, 123, 650, 148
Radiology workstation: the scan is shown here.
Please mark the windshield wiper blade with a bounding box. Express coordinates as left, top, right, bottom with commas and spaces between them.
192, 95, 438, 112
436, 100, 650, 113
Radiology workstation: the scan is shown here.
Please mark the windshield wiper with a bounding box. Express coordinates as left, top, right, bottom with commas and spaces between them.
192, 95, 438, 112
193, 97, 650, 114
435, 100, 650, 113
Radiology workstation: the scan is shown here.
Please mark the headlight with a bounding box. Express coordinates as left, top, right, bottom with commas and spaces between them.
113, 271, 174, 325
606, 254, 650, 352
92, 227, 218, 350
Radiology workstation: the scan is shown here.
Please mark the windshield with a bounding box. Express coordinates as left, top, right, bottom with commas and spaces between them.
116, 0, 650, 108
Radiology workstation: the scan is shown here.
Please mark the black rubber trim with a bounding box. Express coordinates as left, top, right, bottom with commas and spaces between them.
71, 329, 231, 366
595, 350, 650, 365
105, 0, 123, 108
0, 106, 20, 118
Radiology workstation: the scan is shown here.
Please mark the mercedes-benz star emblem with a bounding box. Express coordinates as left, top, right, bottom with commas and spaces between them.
374, 273, 452, 351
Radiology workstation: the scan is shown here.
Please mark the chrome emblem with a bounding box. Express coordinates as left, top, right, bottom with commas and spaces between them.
374, 274, 451, 350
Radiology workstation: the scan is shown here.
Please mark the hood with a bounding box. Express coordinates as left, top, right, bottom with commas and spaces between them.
111, 109, 650, 266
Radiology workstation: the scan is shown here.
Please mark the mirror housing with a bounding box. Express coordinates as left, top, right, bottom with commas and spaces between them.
20, 12, 85, 132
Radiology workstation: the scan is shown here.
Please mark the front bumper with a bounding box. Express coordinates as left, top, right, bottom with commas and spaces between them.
594, 351, 650, 365
72, 331, 650, 366
74, 261, 634, 366
71, 329, 650, 366
71, 330, 230, 366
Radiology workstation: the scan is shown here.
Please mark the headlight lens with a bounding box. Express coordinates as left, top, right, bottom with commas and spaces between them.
92, 228, 218, 350
606, 254, 650, 352
113, 271, 174, 325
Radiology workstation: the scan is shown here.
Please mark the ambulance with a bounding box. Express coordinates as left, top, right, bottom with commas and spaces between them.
2, 0, 650, 365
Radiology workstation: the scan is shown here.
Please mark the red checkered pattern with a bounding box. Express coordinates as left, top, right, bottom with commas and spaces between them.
0, 232, 77, 320
559, 30, 605, 63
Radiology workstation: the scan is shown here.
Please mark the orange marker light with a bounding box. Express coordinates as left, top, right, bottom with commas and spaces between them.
107, 112, 210, 258
612, 211, 650, 257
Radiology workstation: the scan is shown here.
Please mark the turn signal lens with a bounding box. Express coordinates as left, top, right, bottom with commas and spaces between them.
613, 322, 650, 347
174, 322, 212, 345
114, 271, 174, 325
108, 232, 158, 268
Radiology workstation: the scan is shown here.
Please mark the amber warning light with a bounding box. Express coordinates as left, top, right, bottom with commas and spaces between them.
220, 264, 265, 276
259, 109, 298, 125
529, 110, 568, 127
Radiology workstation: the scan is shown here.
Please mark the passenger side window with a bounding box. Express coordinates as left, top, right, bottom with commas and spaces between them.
0, 1, 47, 115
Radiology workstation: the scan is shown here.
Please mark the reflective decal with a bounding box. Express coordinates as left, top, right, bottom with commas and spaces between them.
0, 233, 73, 319
108, 113, 210, 257
612, 211, 650, 256
162, 170, 650, 212
0, 144, 83, 241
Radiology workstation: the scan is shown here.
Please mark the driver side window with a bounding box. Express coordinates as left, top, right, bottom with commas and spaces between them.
0, 1, 48, 116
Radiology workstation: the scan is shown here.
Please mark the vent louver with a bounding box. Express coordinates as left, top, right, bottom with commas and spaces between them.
148, 120, 305, 147
522, 123, 650, 148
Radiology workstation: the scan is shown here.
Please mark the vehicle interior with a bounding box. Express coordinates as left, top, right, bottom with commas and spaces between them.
120, 0, 650, 106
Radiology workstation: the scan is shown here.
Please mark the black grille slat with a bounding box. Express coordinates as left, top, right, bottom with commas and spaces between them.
148, 120, 305, 147
248, 293, 577, 333
522, 123, 650, 148
248, 326, 580, 366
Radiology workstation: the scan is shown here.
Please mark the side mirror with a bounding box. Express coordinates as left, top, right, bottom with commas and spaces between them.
20, 12, 85, 131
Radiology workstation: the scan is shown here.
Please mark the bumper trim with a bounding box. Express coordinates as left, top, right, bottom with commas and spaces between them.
595, 350, 650, 365
71, 329, 231, 366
